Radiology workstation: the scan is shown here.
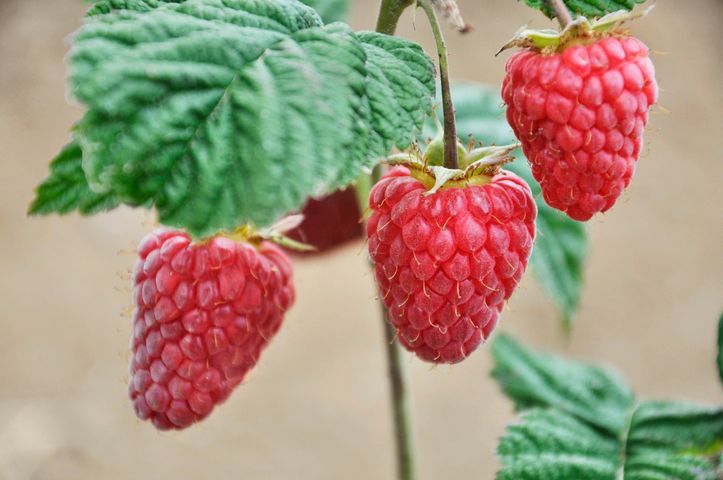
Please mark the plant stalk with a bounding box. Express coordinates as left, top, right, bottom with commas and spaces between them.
418, 0, 458, 170
545, 0, 573, 28
380, 304, 417, 480
369, 2, 418, 480
376, 0, 415, 35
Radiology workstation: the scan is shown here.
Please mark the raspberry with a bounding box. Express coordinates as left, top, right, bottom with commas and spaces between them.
367, 167, 536, 363
129, 229, 295, 430
502, 35, 658, 220
287, 188, 363, 253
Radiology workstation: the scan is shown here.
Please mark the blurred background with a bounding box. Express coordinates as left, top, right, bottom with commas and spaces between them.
1, 0, 721, 478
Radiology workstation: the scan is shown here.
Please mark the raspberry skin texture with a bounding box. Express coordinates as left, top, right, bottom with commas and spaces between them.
502, 36, 658, 221
287, 188, 363, 253
367, 167, 536, 364
129, 230, 295, 430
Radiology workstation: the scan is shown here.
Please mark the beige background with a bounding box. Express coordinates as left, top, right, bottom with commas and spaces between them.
1, 0, 721, 479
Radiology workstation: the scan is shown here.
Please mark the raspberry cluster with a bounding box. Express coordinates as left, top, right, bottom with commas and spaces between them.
367, 167, 536, 363
130, 230, 295, 430
503, 35, 658, 220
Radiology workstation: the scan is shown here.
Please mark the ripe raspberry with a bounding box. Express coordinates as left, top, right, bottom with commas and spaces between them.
367, 167, 536, 363
502, 35, 658, 220
129, 229, 295, 430
287, 188, 363, 253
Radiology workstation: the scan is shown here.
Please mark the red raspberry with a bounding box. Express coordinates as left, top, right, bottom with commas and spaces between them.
287, 188, 363, 253
502, 35, 658, 220
129, 229, 295, 430
367, 167, 536, 363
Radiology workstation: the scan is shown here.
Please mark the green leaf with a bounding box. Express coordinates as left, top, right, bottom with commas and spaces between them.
506, 160, 587, 328
301, 0, 349, 23
622, 451, 719, 480
85, 0, 182, 15
492, 334, 723, 480
528, 197, 587, 327
491, 333, 634, 434
86, 0, 349, 23
68, 0, 434, 237
629, 402, 723, 456
718, 313, 723, 385
497, 409, 619, 480
520, 0, 647, 20
497, 407, 723, 480
29, 140, 120, 216
359, 32, 436, 153
445, 82, 587, 327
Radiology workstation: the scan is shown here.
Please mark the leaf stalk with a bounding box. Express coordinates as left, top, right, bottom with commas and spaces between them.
376, 0, 415, 35
417, 0, 458, 170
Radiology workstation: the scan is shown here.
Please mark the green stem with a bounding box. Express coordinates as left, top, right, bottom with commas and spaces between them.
360, 163, 416, 480
381, 305, 417, 480
417, 0, 458, 170
375, 0, 415, 35
358, 164, 415, 480
354, 3, 420, 480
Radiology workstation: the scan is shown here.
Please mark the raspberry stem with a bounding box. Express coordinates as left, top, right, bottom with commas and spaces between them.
375, 0, 415, 35
418, 0, 459, 170
381, 304, 418, 480
544, 0, 573, 28
370, 2, 420, 480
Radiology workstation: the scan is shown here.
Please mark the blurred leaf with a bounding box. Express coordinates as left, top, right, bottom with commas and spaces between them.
629, 401, 723, 455
492, 334, 723, 480
491, 333, 633, 433
29, 140, 120, 216
445, 83, 587, 328
505, 160, 586, 329
718, 313, 723, 385
85, 0, 181, 14
520, 0, 647, 20
301, 0, 349, 22
61, 0, 434, 237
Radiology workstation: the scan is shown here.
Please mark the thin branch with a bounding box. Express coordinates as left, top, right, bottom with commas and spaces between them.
381, 306, 417, 480
354, 3, 419, 480
376, 0, 415, 35
418, 0, 458, 170
545, 0, 573, 28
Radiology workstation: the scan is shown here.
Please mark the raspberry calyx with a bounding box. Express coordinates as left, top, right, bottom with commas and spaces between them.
501, 7, 658, 221
367, 143, 537, 364
498, 6, 654, 55
388, 141, 520, 194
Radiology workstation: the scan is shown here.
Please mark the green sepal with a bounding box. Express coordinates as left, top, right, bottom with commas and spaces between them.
387, 142, 518, 194
429, 83, 587, 329
498, 5, 653, 54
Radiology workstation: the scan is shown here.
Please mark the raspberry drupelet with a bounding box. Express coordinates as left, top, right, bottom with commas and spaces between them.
503, 34, 658, 220
129, 229, 295, 430
367, 167, 536, 364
